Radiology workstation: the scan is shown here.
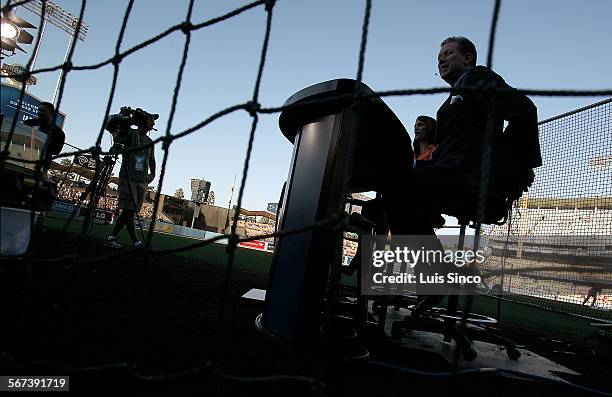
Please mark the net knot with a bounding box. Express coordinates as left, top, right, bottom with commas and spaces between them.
62, 61, 73, 71
18, 70, 32, 81
90, 146, 102, 157
161, 136, 172, 151
245, 101, 261, 117
264, 0, 276, 12
226, 234, 240, 253
180, 22, 193, 34
112, 54, 123, 66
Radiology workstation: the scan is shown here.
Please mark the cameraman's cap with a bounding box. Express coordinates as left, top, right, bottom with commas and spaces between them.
148, 112, 159, 120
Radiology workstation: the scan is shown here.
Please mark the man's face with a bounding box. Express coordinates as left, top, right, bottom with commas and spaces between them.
437, 41, 472, 85
139, 116, 155, 134
37, 105, 53, 126
145, 117, 155, 130
414, 119, 428, 142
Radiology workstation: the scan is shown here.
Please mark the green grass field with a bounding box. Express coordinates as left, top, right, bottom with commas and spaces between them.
44, 212, 607, 338
44, 213, 273, 273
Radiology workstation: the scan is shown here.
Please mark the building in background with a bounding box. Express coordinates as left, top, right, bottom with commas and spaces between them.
207, 190, 215, 205
190, 178, 211, 204
0, 82, 67, 171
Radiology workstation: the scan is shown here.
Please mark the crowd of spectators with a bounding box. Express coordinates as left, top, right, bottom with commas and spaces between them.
57, 183, 84, 203
238, 219, 275, 243
55, 180, 158, 221
56, 183, 118, 211
54, 180, 359, 258
343, 239, 358, 257
140, 203, 156, 219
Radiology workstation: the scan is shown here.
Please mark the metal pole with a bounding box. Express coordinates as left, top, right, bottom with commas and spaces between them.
224, 174, 236, 233
28, 18, 46, 73
26, 18, 47, 92
29, 126, 35, 166
190, 203, 200, 229
52, 32, 74, 106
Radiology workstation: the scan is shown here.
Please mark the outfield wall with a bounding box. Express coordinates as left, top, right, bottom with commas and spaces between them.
140, 219, 273, 252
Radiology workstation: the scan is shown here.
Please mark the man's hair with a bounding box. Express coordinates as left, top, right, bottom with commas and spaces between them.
38, 101, 55, 113
441, 36, 477, 67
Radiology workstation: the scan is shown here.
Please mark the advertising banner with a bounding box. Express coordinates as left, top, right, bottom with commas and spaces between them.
51, 200, 77, 214
1, 82, 66, 127
73, 153, 99, 170
238, 240, 267, 251
266, 202, 279, 214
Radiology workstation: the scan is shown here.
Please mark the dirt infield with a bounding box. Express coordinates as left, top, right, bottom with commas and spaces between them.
1, 229, 611, 396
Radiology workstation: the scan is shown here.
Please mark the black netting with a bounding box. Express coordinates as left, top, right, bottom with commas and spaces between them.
482, 99, 612, 320
1, 0, 612, 393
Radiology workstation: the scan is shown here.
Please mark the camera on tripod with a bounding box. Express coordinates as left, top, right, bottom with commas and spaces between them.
105, 106, 159, 152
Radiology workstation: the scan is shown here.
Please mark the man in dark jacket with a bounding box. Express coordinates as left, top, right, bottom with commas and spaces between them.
379, 36, 541, 311
433, 36, 540, 196
36, 101, 65, 170
383, 36, 541, 236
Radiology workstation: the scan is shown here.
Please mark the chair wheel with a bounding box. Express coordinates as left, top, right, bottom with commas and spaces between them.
507, 348, 521, 360
391, 323, 406, 338
462, 347, 477, 361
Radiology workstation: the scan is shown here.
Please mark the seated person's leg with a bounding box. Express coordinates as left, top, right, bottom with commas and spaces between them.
382, 167, 476, 313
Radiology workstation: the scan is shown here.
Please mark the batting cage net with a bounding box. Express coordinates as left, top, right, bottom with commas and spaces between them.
1, 0, 612, 394
481, 98, 612, 320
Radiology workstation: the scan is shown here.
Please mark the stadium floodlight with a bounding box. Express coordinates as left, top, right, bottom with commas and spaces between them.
16, 0, 89, 103
1, 10, 36, 56
1, 21, 19, 39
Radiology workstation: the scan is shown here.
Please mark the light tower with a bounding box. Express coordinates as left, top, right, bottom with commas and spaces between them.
19, 0, 89, 103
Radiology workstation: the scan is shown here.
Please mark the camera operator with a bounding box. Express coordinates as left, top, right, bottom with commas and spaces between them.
104, 107, 157, 249
24, 101, 66, 171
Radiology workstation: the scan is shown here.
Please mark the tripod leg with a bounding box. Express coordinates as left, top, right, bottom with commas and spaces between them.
80, 159, 113, 235
60, 172, 101, 235
60, 156, 116, 236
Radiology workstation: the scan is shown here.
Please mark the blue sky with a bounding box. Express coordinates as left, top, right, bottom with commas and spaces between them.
3, 0, 611, 210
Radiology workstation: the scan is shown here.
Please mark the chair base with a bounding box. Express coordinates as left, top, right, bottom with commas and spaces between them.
390, 306, 521, 361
